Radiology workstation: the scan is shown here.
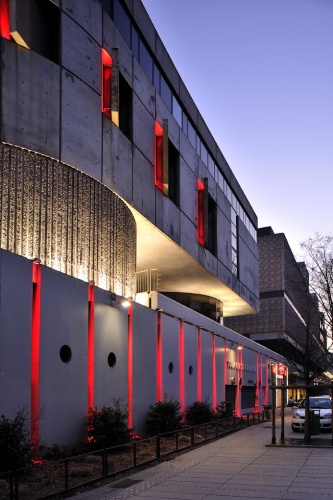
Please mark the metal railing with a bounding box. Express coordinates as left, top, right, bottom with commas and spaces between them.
0, 411, 268, 500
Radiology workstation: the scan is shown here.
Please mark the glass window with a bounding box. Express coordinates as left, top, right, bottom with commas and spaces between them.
139, 39, 153, 81
182, 113, 188, 136
160, 75, 172, 110
131, 25, 139, 59
153, 64, 160, 92
208, 154, 215, 176
196, 135, 201, 156
172, 95, 182, 127
100, 0, 112, 16
113, 0, 131, 47
201, 143, 208, 166
188, 121, 196, 149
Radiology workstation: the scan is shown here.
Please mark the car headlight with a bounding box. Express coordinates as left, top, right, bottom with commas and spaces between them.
323, 412, 331, 419
293, 412, 302, 419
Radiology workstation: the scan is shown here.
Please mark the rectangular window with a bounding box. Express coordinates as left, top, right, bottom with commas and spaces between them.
131, 25, 139, 59
119, 73, 132, 139
139, 39, 153, 81
102, 48, 112, 119
231, 209, 238, 277
155, 121, 164, 191
160, 75, 172, 111
172, 95, 182, 127
168, 140, 179, 206
0, 0, 10, 40
188, 121, 196, 149
113, 0, 131, 46
198, 179, 205, 245
207, 193, 217, 256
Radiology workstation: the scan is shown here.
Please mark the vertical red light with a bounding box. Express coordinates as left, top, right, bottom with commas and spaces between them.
127, 300, 133, 429
223, 338, 227, 401
212, 335, 216, 410
179, 320, 184, 413
157, 311, 162, 401
197, 328, 202, 401
102, 48, 112, 119
155, 121, 163, 190
87, 282, 95, 410
31, 259, 41, 448
197, 179, 205, 245
0, 0, 10, 40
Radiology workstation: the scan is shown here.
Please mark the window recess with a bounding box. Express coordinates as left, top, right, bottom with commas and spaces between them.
197, 178, 217, 256
154, 120, 180, 203
102, 48, 120, 126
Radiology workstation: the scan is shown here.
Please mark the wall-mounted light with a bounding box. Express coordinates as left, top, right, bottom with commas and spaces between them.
236, 344, 243, 350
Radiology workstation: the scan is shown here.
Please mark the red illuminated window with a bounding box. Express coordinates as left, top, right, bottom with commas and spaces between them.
0, 0, 10, 40
102, 49, 112, 119
155, 121, 164, 191
198, 179, 205, 245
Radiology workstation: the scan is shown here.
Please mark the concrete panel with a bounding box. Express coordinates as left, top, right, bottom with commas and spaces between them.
132, 304, 157, 433
183, 323, 198, 408
155, 194, 180, 244
162, 315, 180, 402
133, 94, 155, 164
1, 41, 60, 159
197, 112, 216, 158
155, 34, 180, 95
102, 11, 133, 83
61, 13, 101, 93
179, 212, 198, 262
133, 58, 155, 118
133, 147, 156, 223
198, 243, 218, 278
179, 78, 198, 128
242, 348, 257, 387
62, 0, 102, 44
102, 120, 133, 202
179, 130, 199, 177
217, 205, 232, 270
200, 329, 213, 403
155, 93, 179, 148
61, 69, 102, 178
94, 288, 129, 409
215, 335, 225, 403
150, 293, 183, 319
39, 267, 87, 448
133, 0, 155, 54
0, 251, 32, 418
179, 158, 198, 223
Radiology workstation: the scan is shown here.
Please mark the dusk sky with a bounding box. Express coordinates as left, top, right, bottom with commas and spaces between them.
142, 0, 333, 259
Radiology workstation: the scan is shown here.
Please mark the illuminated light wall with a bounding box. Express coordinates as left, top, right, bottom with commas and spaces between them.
212, 335, 217, 409
0, 0, 10, 40
127, 300, 133, 429
0, 143, 136, 297
197, 328, 202, 401
87, 282, 95, 409
31, 259, 41, 447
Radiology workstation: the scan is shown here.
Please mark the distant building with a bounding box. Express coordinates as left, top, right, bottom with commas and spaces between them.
225, 227, 328, 392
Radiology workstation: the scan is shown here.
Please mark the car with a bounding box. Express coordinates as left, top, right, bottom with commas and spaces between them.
292, 395, 332, 432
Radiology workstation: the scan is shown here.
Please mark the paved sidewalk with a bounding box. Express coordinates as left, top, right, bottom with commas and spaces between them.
70, 414, 333, 499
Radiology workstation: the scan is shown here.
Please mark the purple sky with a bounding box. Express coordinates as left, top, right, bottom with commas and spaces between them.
142, 0, 333, 258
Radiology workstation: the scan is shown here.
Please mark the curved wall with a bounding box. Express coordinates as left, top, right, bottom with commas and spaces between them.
0, 143, 136, 297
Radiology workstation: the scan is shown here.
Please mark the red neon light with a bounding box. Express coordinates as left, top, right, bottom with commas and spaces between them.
223, 339, 227, 401
157, 312, 162, 400
179, 321, 184, 413
31, 260, 41, 449
127, 301, 133, 429
197, 179, 204, 245
102, 48, 112, 119
0, 0, 10, 40
212, 336, 216, 409
155, 121, 163, 190
197, 328, 202, 401
87, 282, 95, 410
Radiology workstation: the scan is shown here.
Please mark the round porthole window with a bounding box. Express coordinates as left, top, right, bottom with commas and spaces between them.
60, 345, 72, 363
168, 362, 174, 374
108, 352, 117, 368
189, 365, 193, 376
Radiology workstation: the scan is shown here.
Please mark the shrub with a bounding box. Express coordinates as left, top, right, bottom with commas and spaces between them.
86, 401, 132, 450
0, 408, 33, 472
215, 401, 233, 419
146, 396, 183, 435
185, 400, 214, 426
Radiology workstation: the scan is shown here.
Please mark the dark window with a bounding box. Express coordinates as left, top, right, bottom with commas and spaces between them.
29, 0, 60, 63
160, 75, 172, 111
100, 0, 112, 15
113, 0, 130, 46
119, 73, 132, 140
153, 64, 160, 92
168, 140, 179, 206
60, 345, 72, 364
207, 193, 217, 256
188, 121, 196, 149
139, 39, 153, 81
131, 25, 139, 59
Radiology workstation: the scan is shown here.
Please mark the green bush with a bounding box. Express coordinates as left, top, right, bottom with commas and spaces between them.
185, 400, 214, 426
86, 401, 132, 450
146, 396, 183, 435
0, 408, 33, 472
215, 401, 233, 419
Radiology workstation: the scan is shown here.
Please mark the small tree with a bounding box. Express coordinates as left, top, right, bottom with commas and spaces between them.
146, 395, 183, 435
185, 400, 214, 426
0, 408, 33, 472
86, 400, 132, 450
215, 401, 233, 419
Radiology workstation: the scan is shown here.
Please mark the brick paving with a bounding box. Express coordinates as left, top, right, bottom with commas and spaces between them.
69, 412, 333, 499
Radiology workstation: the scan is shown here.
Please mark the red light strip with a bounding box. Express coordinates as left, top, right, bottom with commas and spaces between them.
197, 179, 205, 245
154, 121, 163, 190
179, 321, 184, 413
87, 282, 95, 410
127, 302, 133, 429
0, 0, 10, 40
31, 260, 41, 448
102, 48, 112, 118
197, 328, 202, 401
212, 336, 216, 409
223, 339, 227, 400
157, 312, 162, 401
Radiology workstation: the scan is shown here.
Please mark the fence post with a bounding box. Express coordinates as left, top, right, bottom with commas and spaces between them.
191, 427, 195, 446
247, 414, 250, 427
156, 436, 160, 459
176, 431, 179, 451
64, 459, 69, 492
133, 442, 137, 467
103, 449, 108, 477
233, 416, 236, 430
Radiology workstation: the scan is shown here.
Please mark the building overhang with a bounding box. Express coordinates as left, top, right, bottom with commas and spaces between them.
131, 208, 256, 317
